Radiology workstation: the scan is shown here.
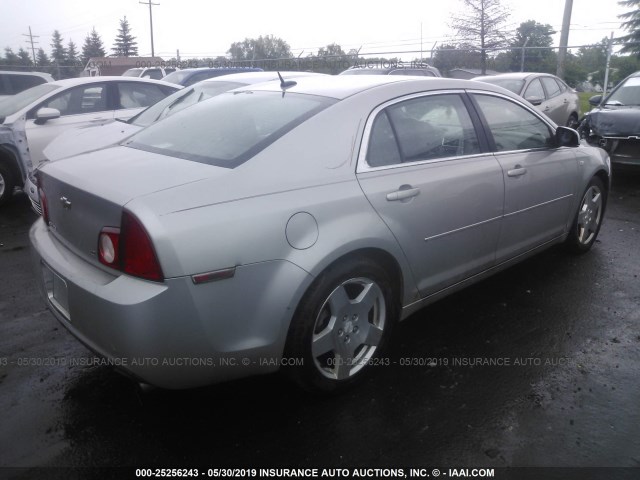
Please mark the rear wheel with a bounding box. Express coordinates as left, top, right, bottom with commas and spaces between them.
284, 257, 396, 393
0, 163, 16, 206
566, 177, 606, 253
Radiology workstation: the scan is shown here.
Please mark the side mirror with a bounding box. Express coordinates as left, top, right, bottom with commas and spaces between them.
588, 95, 602, 106
34, 107, 61, 125
556, 126, 579, 148
526, 96, 544, 106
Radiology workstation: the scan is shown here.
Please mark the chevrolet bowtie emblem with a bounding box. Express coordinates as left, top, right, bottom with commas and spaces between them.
60, 196, 72, 209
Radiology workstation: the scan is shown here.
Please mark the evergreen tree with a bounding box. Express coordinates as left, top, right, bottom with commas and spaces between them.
618, 0, 640, 57
82, 27, 106, 64
3, 47, 20, 68
66, 40, 81, 77
36, 48, 51, 72
50, 30, 67, 79
18, 48, 33, 67
112, 16, 138, 57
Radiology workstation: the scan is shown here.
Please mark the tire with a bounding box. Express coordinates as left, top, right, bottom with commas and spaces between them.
566, 177, 606, 253
284, 257, 397, 393
566, 113, 579, 130
0, 162, 16, 206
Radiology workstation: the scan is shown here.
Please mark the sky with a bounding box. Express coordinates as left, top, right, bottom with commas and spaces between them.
0, 0, 631, 62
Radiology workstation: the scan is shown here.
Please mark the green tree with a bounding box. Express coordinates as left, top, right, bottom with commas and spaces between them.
610, 54, 640, 83
618, 0, 640, 57
509, 21, 556, 72
228, 35, 293, 66
17, 48, 33, 67
316, 43, 347, 73
112, 17, 138, 57
66, 40, 81, 77
36, 48, 51, 72
2, 47, 20, 68
433, 43, 482, 75
577, 39, 609, 87
50, 30, 67, 79
450, 0, 511, 74
82, 27, 106, 64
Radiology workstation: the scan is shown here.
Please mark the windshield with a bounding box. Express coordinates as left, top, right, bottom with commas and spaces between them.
162, 70, 191, 84
605, 76, 640, 106
477, 78, 525, 95
0, 83, 60, 118
128, 81, 246, 127
127, 90, 335, 168
122, 68, 143, 77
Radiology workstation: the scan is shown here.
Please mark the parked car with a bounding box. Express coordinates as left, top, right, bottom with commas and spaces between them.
0, 76, 180, 205
122, 67, 177, 80
24, 71, 327, 213
31, 76, 610, 393
474, 72, 581, 128
340, 64, 441, 77
162, 67, 263, 87
0, 70, 54, 97
578, 71, 640, 166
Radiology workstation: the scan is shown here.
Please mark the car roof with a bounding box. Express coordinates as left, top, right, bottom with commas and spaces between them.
202, 71, 327, 84
0, 70, 54, 80
475, 72, 557, 81
49, 76, 180, 88
234, 75, 510, 100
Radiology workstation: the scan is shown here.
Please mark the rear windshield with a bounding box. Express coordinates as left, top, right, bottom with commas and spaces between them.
0, 83, 60, 118
122, 68, 143, 77
127, 90, 335, 168
129, 81, 245, 127
478, 78, 525, 95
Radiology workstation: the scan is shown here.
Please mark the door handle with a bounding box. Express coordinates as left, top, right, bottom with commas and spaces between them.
507, 166, 527, 177
386, 188, 420, 201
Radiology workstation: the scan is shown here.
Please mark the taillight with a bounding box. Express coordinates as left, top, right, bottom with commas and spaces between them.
97, 211, 164, 282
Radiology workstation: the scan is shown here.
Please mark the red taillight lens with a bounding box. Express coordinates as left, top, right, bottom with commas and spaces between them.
120, 211, 164, 282
97, 211, 164, 282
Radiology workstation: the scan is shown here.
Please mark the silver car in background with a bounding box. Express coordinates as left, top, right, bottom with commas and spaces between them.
31, 76, 610, 393
474, 72, 581, 128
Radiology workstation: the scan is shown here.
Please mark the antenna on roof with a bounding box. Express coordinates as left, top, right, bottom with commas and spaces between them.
277, 72, 297, 97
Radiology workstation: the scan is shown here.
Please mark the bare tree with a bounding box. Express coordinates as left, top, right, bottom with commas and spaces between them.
450, 0, 510, 74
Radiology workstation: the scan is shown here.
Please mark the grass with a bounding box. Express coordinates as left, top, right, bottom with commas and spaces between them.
578, 92, 598, 115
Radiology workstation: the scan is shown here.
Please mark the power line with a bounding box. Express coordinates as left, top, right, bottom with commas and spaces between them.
22, 26, 39, 65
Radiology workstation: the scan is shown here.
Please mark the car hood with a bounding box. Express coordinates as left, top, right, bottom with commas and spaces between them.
43, 120, 142, 162
586, 106, 640, 137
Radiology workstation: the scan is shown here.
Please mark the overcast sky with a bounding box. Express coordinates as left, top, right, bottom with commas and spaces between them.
0, 0, 630, 61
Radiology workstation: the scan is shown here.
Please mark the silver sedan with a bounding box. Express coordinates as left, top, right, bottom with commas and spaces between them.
30, 76, 610, 392
474, 72, 581, 128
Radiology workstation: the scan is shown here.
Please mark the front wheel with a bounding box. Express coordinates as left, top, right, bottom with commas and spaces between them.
284, 257, 396, 393
566, 177, 606, 253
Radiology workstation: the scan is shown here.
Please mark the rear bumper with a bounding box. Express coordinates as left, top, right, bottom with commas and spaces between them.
30, 219, 312, 389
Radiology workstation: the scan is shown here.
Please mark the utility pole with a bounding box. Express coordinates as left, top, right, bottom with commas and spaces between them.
556, 0, 573, 79
22, 26, 39, 65
602, 32, 614, 98
520, 37, 530, 72
140, 0, 159, 57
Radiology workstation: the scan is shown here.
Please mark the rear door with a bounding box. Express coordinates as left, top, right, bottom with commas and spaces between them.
540, 76, 566, 125
470, 92, 578, 262
357, 91, 504, 297
25, 82, 112, 163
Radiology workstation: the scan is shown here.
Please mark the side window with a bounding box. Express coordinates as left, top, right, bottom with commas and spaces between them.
9, 75, 45, 93
473, 94, 554, 152
39, 84, 107, 116
366, 112, 402, 167
387, 94, 480, 162
524, 78, 545, 101
541, 77, 561, 99
556, 79, 567, 92
0, 75, 9, 95
118, 82, 166, 109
